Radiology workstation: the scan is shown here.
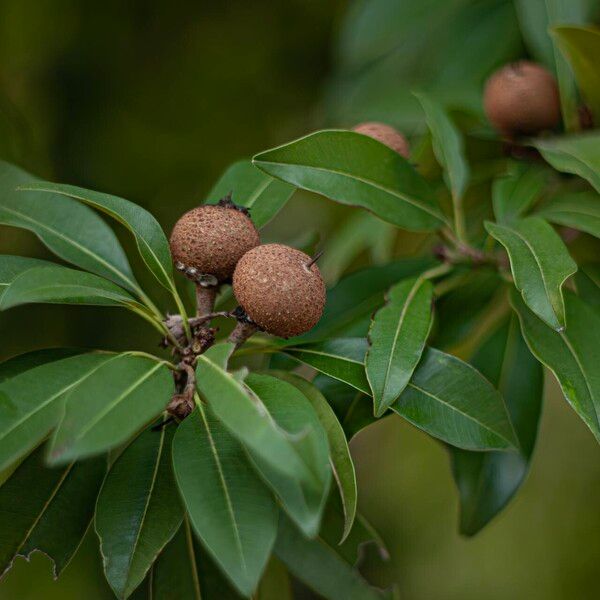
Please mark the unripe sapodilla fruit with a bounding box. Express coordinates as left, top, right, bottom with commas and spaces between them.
232, 243, 326, 338
353, 122, 410, 158
169, 202, 260, 282
483, 61, 561, 136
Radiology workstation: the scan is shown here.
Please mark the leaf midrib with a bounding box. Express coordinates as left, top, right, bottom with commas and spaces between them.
197, 402, 247, 575
404, 381, 513, 447
255, 160, 445, 222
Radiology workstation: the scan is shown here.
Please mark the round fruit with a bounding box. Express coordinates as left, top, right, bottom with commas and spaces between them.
232, 244, 326, 338
483, 61, 561, 136
353, 122, 410, 158
169, 203, 260, 282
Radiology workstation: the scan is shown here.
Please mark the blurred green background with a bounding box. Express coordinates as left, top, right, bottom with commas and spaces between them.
0, 1, 598, 598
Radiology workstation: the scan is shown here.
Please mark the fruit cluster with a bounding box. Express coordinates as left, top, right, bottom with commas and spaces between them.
169, 197, 326, 343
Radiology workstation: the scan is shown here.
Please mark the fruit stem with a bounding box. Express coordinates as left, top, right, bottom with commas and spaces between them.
228, 321, 259, 348
195, 284, 218, 317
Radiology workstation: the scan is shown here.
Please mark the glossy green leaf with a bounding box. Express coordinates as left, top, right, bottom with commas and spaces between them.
206, 159, 295, 228
173, 403, 277, 596
415, 92, 469, 202
195, 344, 327, 496
95, 424, 183, 599
511, 288, 600, 443
366, 277, 433, 416
0, 348, 83, 384
574, 264, 600, 311
486, 217, 577, 330
283, 338, 370, 394
0, 353, 116, 471
0, 255, 54, 302
21, 181, 174, 291
274, 514, 385, 600
303, 257, 433, 341
0, 160, 137, 294
451, 316, 543, 535
269, 372, 355, 541
392, 348, 519, 451
0, 266, 146, 315
0, 445, 106, 578
48, 354, 172, 464
150, 520, 243, 600
492, 163, 546, 223
553, 25, 600, 122
536, 191, 600, 239
253, 130, 446, 231
533, 132, 600, 193
244, 374, 331, 538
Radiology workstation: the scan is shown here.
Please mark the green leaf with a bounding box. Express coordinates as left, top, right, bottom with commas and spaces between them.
0, 255, 54, 303
274, 513, 385, 600
492, 163, 546, 223
0, 160, 138, 294
553, 25, 600, 122
0, 265, 146, 314
150, 520, 243, 600
283, 338, 370, 394
206, 160, 295, 228
515, 0, 595, 130
95, 424, 183, 599
244, 374, 331, 538
253, 130, 446, 231
366, 277, 433, 417
511, 288, 600, 443
20, 181, 174, 292
195, 344, 327, 496
533, 132, 600, 193
48, 354, 172, 464
451, 316, 544, 535
574, 264, 600, 311
268, 372, 355, 541
0, 445, 106, 578
536, 191, 600, 239
414, 92, 469, 203
486, 217, 577, 330
303, 257, 433, 341
172, 403, 277, 597
0, 353, 117, 471
392, 348, 519, 451
0, 348, 84, 384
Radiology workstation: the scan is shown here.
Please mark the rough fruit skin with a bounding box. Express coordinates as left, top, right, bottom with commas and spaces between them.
169, 205, 260, 282
353, 122, 410, 158
232, 244, 326, 338
484, 61, 561, 136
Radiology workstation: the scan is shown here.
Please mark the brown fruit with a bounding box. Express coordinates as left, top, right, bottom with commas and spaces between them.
232, 244, 326, 338
353, 122, 410, 158
169, 203, 260, 282
484, 61, 561, 136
